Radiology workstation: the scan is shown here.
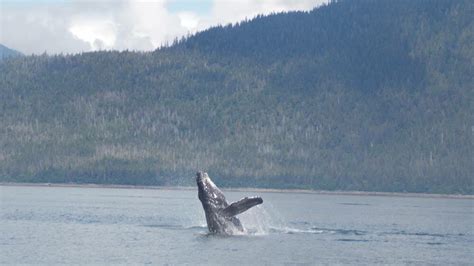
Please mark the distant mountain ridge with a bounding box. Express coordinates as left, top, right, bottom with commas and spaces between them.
0, 0, 472, 194
0, 44, 23, 59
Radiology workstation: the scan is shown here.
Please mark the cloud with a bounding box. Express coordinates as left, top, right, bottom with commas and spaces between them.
178, 11, 200, 30
124, 1, 185, 48
210, 0, 325, 26
0, 0, 327, 55
0, 3, 90, 54
69, 17, 117, 50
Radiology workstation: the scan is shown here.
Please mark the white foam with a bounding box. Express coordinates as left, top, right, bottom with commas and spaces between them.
238, 204, 284, 235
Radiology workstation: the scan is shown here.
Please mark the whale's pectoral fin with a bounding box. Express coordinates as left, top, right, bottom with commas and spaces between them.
221, 196, 263, 217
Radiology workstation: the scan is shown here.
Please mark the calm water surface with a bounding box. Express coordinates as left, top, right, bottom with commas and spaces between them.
1, 185, 473, 264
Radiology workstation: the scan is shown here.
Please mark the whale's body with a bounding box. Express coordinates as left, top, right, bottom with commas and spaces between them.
196, 172, 263, 234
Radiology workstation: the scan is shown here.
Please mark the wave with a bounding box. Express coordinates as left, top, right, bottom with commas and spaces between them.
141, 204, 466, 244
336, 238, 370, 242
338, 203, 371, 206
312, 227, 367, 235
379, 230, 457, 238
142, 223, 207, 231
143, 221, 461, 248
267, 226, 368, 236
268, 226, 324, 234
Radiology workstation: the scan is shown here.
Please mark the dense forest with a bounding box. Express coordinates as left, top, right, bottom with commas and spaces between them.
0, 0, 472, 194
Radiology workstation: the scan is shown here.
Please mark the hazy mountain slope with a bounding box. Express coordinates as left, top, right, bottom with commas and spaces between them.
0, 44, 23, 60
0, 0, 472, 193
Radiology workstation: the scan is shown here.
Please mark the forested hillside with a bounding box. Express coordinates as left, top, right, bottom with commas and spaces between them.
1, 0, 472, 194
0, 44, 22, 60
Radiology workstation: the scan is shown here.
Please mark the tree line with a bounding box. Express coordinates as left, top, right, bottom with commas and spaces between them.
0, 0, 472, 194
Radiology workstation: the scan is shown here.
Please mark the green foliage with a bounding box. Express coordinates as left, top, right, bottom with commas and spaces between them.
0, 0, 472, 194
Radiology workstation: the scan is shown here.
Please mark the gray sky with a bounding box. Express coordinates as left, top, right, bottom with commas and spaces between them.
0, 0, 327, 55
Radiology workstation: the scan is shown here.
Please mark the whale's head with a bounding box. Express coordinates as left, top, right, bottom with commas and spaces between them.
196, 171, 209, 183
196, 171, 211, 194
196, 171, 220, 203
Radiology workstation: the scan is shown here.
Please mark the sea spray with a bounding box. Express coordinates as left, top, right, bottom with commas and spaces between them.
239, 202, 286, 235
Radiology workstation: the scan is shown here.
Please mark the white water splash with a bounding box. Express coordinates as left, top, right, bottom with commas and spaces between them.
238, 203, 286, 235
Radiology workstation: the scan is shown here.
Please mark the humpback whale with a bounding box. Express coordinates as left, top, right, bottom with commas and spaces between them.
196, 171, 263, 234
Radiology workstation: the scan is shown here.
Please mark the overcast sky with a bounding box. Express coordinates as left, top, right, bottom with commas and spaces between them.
0, 0, 327, 55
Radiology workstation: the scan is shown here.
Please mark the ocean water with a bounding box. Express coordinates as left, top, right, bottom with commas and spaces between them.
1, 185, 473, 265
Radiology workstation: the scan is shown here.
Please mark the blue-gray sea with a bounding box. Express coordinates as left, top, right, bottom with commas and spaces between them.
1, 185, 473, 265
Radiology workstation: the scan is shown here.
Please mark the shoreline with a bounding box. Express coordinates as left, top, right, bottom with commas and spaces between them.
1, 182, 473, 199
